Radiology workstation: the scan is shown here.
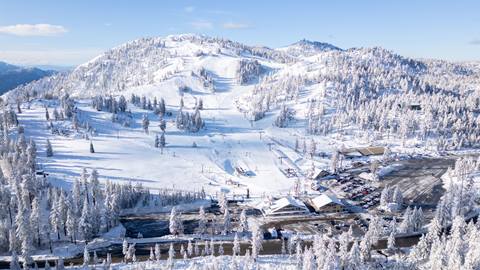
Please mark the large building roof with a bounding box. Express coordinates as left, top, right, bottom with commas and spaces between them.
311, 193, 344, 209
270, 196, 307, 212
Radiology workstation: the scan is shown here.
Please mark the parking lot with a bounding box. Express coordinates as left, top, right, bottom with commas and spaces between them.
320, 174, 382, 211
380, 158, 454, 207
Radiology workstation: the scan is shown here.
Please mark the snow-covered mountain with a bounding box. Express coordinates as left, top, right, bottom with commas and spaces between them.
6, 34, 480, 195
8, 33, 477, 101
0, 61, 55, 95
278, 39, 342, 56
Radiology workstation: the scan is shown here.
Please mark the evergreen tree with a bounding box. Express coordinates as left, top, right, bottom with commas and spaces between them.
159, 118, 166, 132
154, 134, 159, 148
83, 246, 90, 267
155, 243, 161, 261
44, 107, 51, 122
142, 114, 150, 134
66, 206, 77, 243
198, 206, 207, 234
250, 224, 263, 259
347, 241, 361, 269
169, 207, 183, 236
158, 98, 166, 117
89, 141, 95, 153
167, 243, 175, 269
239, 209, 248, 233
387, 232, 396, 252
122, 239, 128, 261
160, 131, 166, 153
187, 240, 193, 257
222, 208, 231, 235
30, 198, 41, 247
149, 247, 155, 261
233, 233, 241, 256
79, 197, 92, 241
46, 139, 53, 157
10, 251, 21, 270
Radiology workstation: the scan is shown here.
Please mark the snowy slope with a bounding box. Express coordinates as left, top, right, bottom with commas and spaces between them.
7, 34, 480, 196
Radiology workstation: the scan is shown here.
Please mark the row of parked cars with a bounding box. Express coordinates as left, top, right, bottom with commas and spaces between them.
329, 175, 381, 209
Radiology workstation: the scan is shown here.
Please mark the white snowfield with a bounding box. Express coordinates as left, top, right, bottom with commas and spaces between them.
9, 34, 479, 196
14, 35, 299, 195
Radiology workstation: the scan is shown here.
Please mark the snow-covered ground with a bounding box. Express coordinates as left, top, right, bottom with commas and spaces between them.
8, 33, 479, 198
19, 84, 297, 197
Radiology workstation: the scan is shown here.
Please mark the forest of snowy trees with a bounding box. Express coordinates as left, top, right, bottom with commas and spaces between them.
240, 46, 480, 152
236, 59, 263, 85
0, 97, 209, 268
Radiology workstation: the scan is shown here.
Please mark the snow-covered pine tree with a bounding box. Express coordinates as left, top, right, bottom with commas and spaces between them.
10, 251, 21, 270
66, 206, 77, 243
198, 206, 207, 234
239, 209, 248, 233
149, 247, 155, 261
30, 197, 41, 247
222, 208, 231, 235
155, 243, 161, 262
233, 233, 241, 256
187, 240, 193, 257
387, 232, 396, 252
250, 224, 263, 259
83, 246, 90, 267
169, 207, 183, 236
167, 243, 175, 269
79, 196, 92, 241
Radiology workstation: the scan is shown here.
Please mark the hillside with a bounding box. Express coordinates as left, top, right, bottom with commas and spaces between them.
0, 61, 55, 95
5, 34, 480, 196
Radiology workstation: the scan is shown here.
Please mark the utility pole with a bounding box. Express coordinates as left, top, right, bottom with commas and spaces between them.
267, 142, 274, 151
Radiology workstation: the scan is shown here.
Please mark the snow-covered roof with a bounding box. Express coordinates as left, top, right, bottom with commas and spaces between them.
311, 170, 329, 179
262, 196, 310, 216
270, 196, 307, 211
311, 194, 344, 208
358, 172, 374, 181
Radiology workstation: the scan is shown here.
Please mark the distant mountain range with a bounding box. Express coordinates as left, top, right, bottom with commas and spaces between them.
0, 61, 57, 95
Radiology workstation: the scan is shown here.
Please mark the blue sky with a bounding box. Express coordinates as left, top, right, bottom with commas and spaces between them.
0, 0, 479, 65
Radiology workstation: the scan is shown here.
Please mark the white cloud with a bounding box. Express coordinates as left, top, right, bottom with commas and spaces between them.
222, 22, 251, 29
184, 6, 195, 13
0, 24, 68, 37
0, 48, 103, 65
190, 20, 213, 30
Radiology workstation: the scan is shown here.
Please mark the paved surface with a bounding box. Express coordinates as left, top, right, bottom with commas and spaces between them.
381, 158, 455, 208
